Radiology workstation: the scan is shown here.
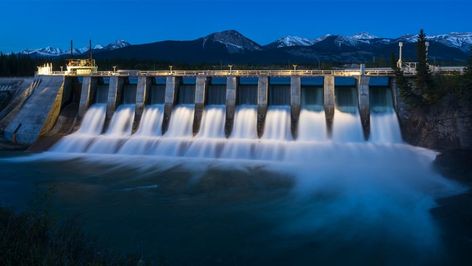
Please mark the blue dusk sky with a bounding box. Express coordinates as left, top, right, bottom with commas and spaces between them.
0, 0, 470, 52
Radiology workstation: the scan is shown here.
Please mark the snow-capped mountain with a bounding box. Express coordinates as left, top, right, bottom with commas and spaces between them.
398, 32, 472, 51
21, 40, 131, 57
267, 36, 315, 48
202, 30, 261, 53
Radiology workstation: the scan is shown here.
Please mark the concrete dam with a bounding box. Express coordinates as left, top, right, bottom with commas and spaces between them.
0, 69, 403, 159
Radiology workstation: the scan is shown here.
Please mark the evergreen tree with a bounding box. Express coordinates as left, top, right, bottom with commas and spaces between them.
415, 29, 437, 104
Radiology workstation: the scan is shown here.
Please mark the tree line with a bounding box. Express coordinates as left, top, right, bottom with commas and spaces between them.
394, 29, 472, 106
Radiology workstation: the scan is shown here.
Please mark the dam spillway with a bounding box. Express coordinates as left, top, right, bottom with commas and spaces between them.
39, 72, 404, 160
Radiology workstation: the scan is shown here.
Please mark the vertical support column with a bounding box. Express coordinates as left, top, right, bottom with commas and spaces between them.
133, 76, 153, 132
193, 76, 209, 136
225, 76, 239, 138
257, 76, 269, 138
290, 76, 301, 139
357, 75, 370, 140
78, 76, 97, 121
323, 75, 335, 137
106, 76, 125, 121
161, 76, 181, 135
389, 77, 399, 111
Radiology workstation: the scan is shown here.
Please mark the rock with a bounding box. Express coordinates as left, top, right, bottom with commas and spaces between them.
397, 93, 472, 150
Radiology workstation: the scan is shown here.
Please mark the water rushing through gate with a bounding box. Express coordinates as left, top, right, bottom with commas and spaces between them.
51, 100, 404, 159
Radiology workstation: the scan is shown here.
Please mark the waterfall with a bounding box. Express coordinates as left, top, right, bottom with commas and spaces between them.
152, 105, 194, 156
164, 105, 194, 137
50, 93, 406, 160
229, 105, 258, 139
87, 104, 135, 154
196, 105, 226, 138
262, 106, 292, 141
297, 109, 328, 141
134, 104, 164, 137
332, 109, 364, 142
118, 105, 164, 155
185, 105, 226, 158
220, 105, 258, 159
51, 103, 107, 153
370, 112, 402, 144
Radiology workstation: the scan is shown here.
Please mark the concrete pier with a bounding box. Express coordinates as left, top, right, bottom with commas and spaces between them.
225, 76, 238, 137
193, 76, 209, 136
257, 76, 269, 138
106, 76, 125, 120
133, 76, 152, 132
357, 75, 370, 140
162, 76, 181, 134
290, 76, 301, 139
323, 75, 335, 137
78, 76, 97, 121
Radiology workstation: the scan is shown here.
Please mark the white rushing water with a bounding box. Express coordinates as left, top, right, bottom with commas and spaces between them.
118, 105, 164, 155
370, 112, 403, 144
230, 105, 258, 139
164, 105, 194, 137
87, 104, 135, 154
52, 97, 404, 159
332, 109, 364, 143
51, 103, 107, 153
298, 109, 328, 141
134, 104, 164, 137
262, 106, 292, 141
197, 105, 226, 138
152, 105, 194, 157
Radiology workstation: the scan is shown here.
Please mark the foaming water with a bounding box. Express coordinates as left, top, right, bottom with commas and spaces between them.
262, 106, 292, 141
77, 103, 107, 135
103, 104, 135, 136
151, 105, 194, 157
370, 111, 403, 143
51, 103, 107, 153
197, 105, 226, 138
118, 105, 164, 155
134, 104, 164, 137
298, 109, 327, 141
164, 105, 194, 137
230, 105, 257, 139
87, 104, 135, 154
332, 109, 364, 142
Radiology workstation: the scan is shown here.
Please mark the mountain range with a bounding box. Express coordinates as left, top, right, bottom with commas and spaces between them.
18, 30, 472, 65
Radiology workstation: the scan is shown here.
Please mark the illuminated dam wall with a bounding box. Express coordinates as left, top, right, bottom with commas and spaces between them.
1, 72, 400, 151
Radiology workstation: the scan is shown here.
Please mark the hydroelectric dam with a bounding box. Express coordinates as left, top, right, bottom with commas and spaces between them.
1, 67, 408, 158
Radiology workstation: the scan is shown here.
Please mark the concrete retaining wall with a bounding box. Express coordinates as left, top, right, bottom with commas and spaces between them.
133, 76, 152, 132
357, 75, 370, 140
193, 76, 209, 136
290, 76, 301, 139
4, 76, 65, 144
106, 76, 125, 120
78, 76, 98, 120
162, 76, 181, 134
225, 76, 238, 137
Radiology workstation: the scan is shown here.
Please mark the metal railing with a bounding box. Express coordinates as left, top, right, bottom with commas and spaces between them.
38, 66, 465, 78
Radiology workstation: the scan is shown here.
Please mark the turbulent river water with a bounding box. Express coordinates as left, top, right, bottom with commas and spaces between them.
0, 94, 467, 265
